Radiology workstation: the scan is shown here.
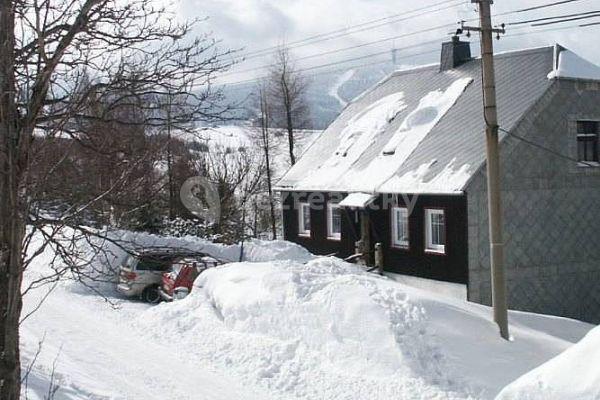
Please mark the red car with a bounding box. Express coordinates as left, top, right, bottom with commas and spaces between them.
159, 256, 219, 301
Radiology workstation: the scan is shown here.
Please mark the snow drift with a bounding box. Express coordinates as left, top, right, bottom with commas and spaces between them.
140, 257, 591, 400
496, 325, 600, 400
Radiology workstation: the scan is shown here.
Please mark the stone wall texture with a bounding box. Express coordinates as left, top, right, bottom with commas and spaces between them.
466, 79, 600, 323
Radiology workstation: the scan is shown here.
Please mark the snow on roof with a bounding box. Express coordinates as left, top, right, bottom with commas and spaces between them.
281, 77, 473, 194
335, 92, 406, 157
339, 192, 377, 208
547, 45, 600, 81
379, 158, 472, 194
277, 46, 557, 195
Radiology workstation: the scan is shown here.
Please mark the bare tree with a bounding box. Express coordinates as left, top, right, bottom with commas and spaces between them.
255, 81, 277, 239
268, 46, 309, 166
0, 1, 235, 398
195, 142, 265, 243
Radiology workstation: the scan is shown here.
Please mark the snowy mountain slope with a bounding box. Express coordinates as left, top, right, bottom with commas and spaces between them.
328, 69, 355, 108
20, 229, 593, 400
221, 63, 394, 129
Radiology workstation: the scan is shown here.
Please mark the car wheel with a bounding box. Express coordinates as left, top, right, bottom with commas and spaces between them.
142, 285, 161, 304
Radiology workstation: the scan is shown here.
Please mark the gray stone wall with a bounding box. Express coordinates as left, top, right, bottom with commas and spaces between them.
467, 79, 600, 323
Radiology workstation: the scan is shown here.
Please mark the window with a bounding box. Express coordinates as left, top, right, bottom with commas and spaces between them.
577, 121, 599, 163
425, 209, 446, 254
298, 203, 311, 236
391, 207, 409, 248
327, 202, 342, 240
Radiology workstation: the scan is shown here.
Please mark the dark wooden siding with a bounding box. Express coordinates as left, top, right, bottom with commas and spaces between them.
282, 191, 469, 284
282, 191, 359, 257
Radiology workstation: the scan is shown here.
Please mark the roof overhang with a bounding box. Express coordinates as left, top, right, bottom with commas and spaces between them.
339, 192, 377, 208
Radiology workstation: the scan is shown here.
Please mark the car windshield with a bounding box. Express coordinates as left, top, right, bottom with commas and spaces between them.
136, 256, 172, 271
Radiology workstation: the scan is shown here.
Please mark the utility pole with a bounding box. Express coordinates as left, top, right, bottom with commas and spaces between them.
461, 0, 509, 340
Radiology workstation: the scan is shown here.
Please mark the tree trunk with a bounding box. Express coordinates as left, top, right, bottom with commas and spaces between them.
260, 94, 277, 240
0, 2, 24, 398
286, 121, 295, 166
166, 99, 176, 220
281, 76, 295, 166
0, 214, 24, 400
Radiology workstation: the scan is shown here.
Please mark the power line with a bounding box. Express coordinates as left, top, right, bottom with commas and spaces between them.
243, 14, 457, 61
532, 13, 600, 26
499, 0, 590, 15
217, 20, 599, 87
508, 10, 600, 25
240, 0, 464, 59
499, 127, 598, 168
221, 48, 439, 87
221, 38, 444, 79
240, 0, 594, 67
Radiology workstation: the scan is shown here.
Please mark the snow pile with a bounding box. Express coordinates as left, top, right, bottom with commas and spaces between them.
496, 325, 600, 400
548, 48, 600, 81
144, 257, 470, 399
139, 257, 591, 399
98, 229, 314, 268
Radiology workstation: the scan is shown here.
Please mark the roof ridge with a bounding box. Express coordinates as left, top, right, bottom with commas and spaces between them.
389, 45, 555, 77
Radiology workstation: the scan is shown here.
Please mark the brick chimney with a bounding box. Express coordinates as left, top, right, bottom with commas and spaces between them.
440, 36, 471, 71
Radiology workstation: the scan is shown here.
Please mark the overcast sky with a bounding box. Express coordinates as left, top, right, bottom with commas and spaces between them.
174, 0, 600, 84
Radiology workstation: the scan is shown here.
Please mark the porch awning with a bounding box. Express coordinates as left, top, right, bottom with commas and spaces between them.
339, 192, 377, 208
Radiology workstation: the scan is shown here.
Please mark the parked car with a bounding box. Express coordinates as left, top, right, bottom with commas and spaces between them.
159, 256, 219, 301
117, 249, 214, 303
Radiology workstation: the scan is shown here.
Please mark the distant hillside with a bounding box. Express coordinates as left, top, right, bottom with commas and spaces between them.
221, 62, 396, 130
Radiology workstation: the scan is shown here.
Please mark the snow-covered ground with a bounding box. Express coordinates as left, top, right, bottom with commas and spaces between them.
179, 124, 322, 181
496, 324, 600, 400
21, 229, 594, 400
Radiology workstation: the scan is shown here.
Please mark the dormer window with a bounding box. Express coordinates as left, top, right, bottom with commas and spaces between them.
577, 121, 599, 164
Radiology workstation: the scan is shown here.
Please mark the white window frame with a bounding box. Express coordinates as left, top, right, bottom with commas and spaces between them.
425, 208, 446, 254
298, 202, 311, 237
391, 207, 409, 248
327, 202, 342, 241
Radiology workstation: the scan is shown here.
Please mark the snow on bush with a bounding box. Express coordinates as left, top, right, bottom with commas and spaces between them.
496, 324, 600, 400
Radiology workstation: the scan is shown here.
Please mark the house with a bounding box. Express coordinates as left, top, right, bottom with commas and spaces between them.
276, 38, 600, 323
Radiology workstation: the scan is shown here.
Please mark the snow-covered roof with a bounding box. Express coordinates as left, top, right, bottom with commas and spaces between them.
276, 45, 562, 195
548, 45, 600, 81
